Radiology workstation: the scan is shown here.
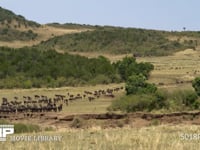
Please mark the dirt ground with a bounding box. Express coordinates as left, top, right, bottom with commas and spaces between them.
2, 111, 200, 130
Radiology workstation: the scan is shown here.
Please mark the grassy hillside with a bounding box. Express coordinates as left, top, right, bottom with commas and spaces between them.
0, 28, 37, 41
0, 6, 39, 28
0, 7, 93, 46
0, 7, 39, 41
1, 7, 200, 56
37, 27, 199, 56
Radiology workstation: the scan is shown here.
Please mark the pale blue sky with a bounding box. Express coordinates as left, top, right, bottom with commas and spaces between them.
0, 0, 199, 31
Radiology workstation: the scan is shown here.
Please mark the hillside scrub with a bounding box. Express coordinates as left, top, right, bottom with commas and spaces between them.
0, 28, 37, 41
0, 47, 152, 89
37, 27, 197, 56
0, 6, 40, 27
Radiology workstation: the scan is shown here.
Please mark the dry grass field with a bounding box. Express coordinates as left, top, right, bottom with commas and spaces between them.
0, 47, 200, 149
1, 125, 200, 150
138, 49, 200, 87
0, 83, 125, 114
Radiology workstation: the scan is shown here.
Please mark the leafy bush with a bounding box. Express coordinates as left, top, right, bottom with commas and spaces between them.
167, 90, 199, 110
192, 100, 200, 109
125, 74, 157, 95
114, 57, 154, 80
110, 94, 162, 112
192, 77, 200, 96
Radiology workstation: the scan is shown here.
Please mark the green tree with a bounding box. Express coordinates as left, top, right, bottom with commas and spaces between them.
125, 74, 157, 95
116, 57, 154, 81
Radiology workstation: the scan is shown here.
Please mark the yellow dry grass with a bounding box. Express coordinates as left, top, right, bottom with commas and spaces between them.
137, 49, 200, 87
0, 83, 125, 114
0, 25, 92, 48
1, 124, 200, 150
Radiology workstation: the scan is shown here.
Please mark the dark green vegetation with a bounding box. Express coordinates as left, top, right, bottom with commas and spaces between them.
0, 6, 39, 28
37, 27, 198, 56
110, 73, 200, 112
192, 77, 200, 96
47, 22, 97, 30
125, 75, 157, 95
110, 89, 200, 112
114, 57, 154, 81
0, 7, 39, 41
0, 47, 152, 89
109, 58, 200, 112
110, 77, 200, 112
0, 28, 37, 41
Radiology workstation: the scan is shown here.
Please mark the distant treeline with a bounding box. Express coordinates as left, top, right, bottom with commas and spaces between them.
37, 27, 197, 56
46, 23, 97, 30
0, 47, 153, 89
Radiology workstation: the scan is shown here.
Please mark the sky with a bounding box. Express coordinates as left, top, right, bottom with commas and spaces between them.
0, 0, 200, 31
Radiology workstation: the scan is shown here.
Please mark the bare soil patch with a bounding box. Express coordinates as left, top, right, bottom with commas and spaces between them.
2, 111, 200, 129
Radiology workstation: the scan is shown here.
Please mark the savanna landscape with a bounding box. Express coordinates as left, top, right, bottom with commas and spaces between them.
1, 6, 200, 150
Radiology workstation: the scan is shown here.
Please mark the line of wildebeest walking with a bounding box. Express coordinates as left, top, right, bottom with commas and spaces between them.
0, 86, 124, 114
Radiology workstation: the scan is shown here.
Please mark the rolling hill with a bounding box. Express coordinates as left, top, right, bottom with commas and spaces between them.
1, 6, 200, 57
37, 27, 199, 56
0, 6, 40, 41
0, 7, 89, 47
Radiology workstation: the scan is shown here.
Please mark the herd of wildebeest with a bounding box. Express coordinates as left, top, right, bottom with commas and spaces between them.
0, 86, 124, 114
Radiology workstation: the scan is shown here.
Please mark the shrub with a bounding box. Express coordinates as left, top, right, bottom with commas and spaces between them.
192, 100, 200, 109
184, 91, 198, 106
125, 74, 157, 95
152, 90, 169, 109
192, 77, 200, 96
110, 89, 199, 112
110, 94, 160, 112
116, 57, 154, 81
70, 117, 84, 128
